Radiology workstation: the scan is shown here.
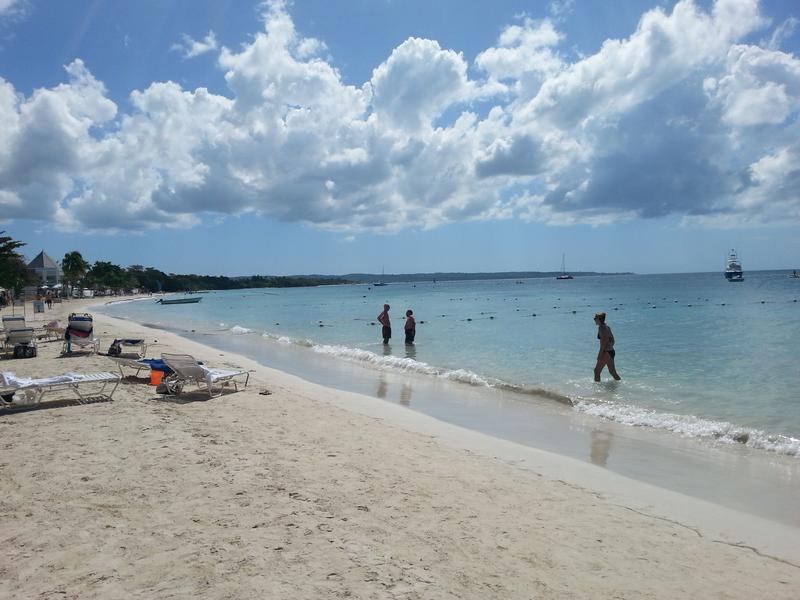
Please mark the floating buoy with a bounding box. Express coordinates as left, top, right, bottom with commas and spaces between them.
467, 318, 472, 322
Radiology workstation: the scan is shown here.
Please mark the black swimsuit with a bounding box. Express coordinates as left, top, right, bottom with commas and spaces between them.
598, 329, 615, 359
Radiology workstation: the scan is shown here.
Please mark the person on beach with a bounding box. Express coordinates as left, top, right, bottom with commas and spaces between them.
377, 304, 391, 344
404, 309, 416, 345
593, 312, 621, 382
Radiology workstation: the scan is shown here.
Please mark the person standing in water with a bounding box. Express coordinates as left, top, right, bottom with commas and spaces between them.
404, 309, 416, 344
593, 312, 621, 382
377, 304, 391, 344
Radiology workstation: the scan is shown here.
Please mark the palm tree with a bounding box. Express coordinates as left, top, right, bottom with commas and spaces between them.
0, 231, 33, 297
62, 251, 89, 297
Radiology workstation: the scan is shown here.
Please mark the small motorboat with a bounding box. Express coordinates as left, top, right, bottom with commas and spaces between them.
156, 297, 202, 305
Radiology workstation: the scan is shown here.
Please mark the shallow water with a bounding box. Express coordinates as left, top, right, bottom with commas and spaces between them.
103, 271, 800, 457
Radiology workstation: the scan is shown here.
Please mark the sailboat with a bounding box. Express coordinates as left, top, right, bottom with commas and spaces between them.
556, 254, 574, 280
372, 267, 387, 287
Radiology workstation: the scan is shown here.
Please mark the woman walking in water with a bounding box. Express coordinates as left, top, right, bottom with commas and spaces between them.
593, 312, 621, 382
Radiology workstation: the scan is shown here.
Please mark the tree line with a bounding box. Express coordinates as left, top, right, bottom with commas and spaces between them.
0, 232, 350, 296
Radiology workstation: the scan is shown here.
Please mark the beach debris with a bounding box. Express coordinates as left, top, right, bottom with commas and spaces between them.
259, 389, 272, 396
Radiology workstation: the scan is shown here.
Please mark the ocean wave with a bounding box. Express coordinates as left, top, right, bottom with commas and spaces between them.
261, 332, 314, 347
574, 400, 800, 456
219, 326, 799, 458
101, 286, 800, 462
305, 343, 575, 405
227, 325, 253, 334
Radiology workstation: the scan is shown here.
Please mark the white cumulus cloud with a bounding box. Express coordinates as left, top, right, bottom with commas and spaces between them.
0, 0, 799, 234
172, 31, 219, 59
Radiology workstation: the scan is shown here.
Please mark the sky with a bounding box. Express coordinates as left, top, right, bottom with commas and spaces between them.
0, 0, 799, 276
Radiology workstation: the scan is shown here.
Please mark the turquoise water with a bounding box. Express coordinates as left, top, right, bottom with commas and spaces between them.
102, 271, 800, 456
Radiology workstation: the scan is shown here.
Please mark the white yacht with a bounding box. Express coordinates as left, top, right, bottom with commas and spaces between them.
724, 249, 744, 282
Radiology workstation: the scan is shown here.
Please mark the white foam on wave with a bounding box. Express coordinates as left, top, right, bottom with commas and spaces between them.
575, 400, 800, 456
309, 344, 511, 390
261, 331, 313, 347
226, 327, 800, 458
312, 344, 441, 375
228, 325, 253, 334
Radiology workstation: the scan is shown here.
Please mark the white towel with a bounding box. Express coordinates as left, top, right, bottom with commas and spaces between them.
200, 366, 245, 385
2, 371, 116, 389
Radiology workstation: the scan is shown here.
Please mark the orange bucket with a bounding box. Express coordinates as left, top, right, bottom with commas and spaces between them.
149, 370, 164, 386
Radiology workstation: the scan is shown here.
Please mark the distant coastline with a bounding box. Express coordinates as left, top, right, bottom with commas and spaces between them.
308, 271, 634, 284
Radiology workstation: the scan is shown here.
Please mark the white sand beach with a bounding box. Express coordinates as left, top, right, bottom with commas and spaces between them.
1, 297, 799, 599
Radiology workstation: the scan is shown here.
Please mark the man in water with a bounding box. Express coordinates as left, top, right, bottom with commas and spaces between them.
377, 304, 391, 344
404, 309, 416, 344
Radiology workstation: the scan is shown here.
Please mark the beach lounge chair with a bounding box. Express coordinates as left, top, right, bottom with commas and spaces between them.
108, 357, 172, 379
0, 371, 120, 408
161, 353, 249, 398
1, 327, 37, 358
2, 315, 26, 329
107, 338, 147, 358
62, 313, 98, 354
63, 334, 99, 354
43, 320, 65, 341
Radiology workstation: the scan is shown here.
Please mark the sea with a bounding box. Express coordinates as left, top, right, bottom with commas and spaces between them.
100, 270, 800, 522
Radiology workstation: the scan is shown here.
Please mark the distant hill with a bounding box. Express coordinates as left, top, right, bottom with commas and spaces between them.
302, 271, 633, 283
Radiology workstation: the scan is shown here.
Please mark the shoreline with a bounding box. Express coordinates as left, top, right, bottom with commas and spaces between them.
100, 295, 800, 528
100, 287, 800, 459
2, 296, 799, 597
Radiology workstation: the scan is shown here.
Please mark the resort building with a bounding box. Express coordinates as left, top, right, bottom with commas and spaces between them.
26, 251, 62, 285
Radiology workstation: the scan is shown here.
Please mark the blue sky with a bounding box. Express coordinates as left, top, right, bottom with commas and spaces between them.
1, 0, 798, 275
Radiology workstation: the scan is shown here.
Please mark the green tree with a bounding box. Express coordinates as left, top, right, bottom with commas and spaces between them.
0, 231, 34, 296
62, 251, 89, 293
87, 261, 129, 291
